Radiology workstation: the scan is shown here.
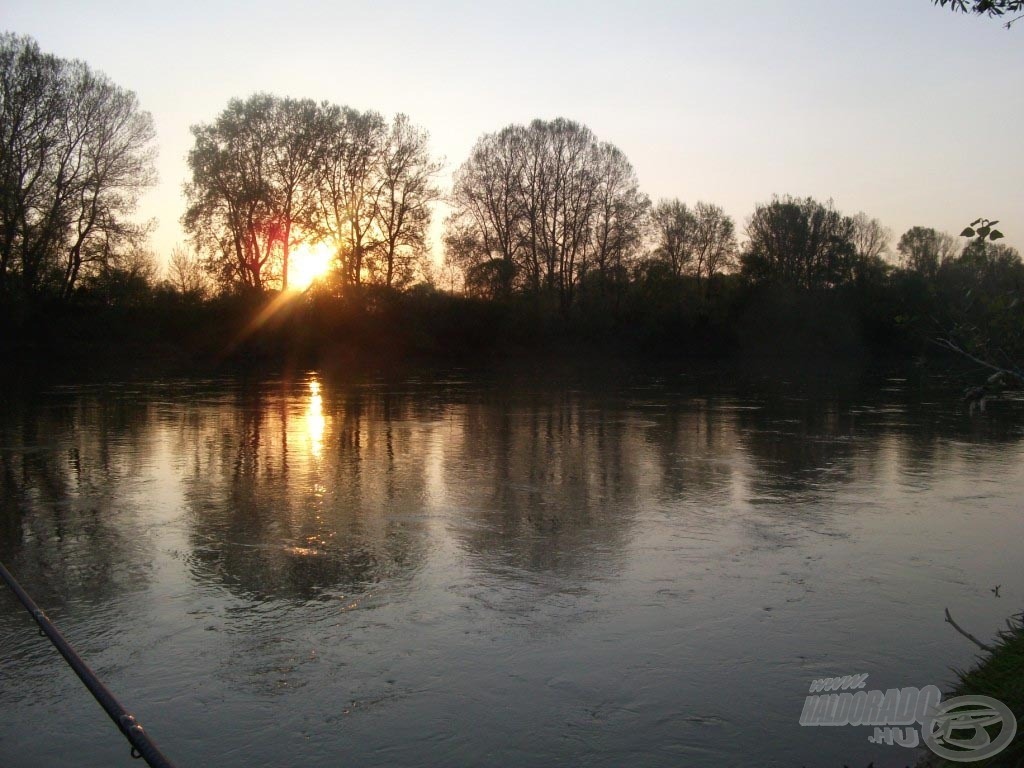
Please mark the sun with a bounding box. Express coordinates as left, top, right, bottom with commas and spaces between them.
288, 242, 333, 291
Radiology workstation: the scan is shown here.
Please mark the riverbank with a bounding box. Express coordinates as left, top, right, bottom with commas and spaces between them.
917, 612, 1024, 767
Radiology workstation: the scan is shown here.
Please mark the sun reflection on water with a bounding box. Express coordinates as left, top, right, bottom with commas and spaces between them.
306, 379, 325, 458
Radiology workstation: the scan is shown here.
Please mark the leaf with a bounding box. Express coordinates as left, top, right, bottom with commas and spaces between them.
971, 218, 983, 226
961, 227, 976, 237
988, 220, 999, 227
977, 226, 991, 238
989, 230, 1004, 240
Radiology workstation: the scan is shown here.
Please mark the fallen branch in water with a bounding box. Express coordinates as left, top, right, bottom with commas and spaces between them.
944, 607, 994, 652
933, 337, 1024, 387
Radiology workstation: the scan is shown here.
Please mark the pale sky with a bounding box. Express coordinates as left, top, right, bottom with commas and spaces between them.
3, 0, 1022, 261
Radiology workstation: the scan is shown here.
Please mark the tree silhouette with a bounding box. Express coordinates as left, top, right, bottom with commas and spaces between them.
0, 33, 156, 301
933, 0, 1024, 27
370, 115, 443, 289
183, 94, 323, 292
741, 196, 858, 290
446, 119, 647, 313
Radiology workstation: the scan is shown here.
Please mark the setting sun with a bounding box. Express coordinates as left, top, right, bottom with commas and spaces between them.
288, 242, 333, 291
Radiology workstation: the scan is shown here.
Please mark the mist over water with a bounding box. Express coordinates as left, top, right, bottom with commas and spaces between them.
1, 368, 1023, 768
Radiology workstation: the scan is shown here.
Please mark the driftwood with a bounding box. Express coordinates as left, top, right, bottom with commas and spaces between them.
934, 337, 1024, 387
944, 607, 994, 652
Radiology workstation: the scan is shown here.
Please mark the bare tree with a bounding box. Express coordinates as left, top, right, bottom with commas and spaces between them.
649, 200, 698, 279
446, 125, 526, 298
370, 114, 442, 288
183, 94, 322, 293
588, 143, 649, 288
446, 118, 644, 312
0, 33, 156, 300
316, 106, 387, 291
265, 97, 324, 290
850, 212, 891, 263
167, 244, 211, 297
692, 202, 737, 288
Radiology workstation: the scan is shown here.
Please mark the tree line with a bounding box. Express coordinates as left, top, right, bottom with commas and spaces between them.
183, 95, 442, 293
2, 31, 1022, 369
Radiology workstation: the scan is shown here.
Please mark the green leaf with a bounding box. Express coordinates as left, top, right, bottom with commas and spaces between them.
988, 220, 999, 227
961, 227, 976, 237
971, 218, 983, 226
978, 226, 991, 238
989, 230, 1004, 240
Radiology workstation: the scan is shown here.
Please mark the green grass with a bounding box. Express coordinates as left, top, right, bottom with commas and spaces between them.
924, 611, 1024, 767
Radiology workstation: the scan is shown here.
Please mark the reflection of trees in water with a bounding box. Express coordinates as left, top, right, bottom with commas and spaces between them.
735, 399, 867, 500
3, 373, 1023, 615
731, 380, 1024, 504
442, 389, 646, 578
0, 391, 157, 609
641, 397, 741, 504
177, 382, 430, 602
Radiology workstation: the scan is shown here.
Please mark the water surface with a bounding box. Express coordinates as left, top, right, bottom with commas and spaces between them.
2, 368, 1023, 767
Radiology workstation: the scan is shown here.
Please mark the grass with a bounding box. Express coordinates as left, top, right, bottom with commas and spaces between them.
919, 611, 1024, 767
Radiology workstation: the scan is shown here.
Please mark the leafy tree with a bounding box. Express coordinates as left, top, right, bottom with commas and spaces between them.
933, 221, 1024, 390
0, 33, 156, 301
896, 226, 959, 279
933, 0, 1024, 26
741, 196, 858, 289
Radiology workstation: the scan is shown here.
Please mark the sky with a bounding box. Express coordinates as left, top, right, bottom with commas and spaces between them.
3, 0, 1023, 263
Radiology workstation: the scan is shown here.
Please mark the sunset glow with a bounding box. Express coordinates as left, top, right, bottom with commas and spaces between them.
288, 242, 333, 291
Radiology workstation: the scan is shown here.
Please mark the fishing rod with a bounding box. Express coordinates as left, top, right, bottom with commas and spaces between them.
0, 560, 177, 768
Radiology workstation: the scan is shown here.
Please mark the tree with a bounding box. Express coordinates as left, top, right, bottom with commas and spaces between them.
263, 97, 324, 290
896, 226, 959, 279
933, 223, 1024, 389
647, 200, 735, 286
587, 143, 649, 292
850, 213, 891, 263
166, 244, 211, 297
649, 200, 698, 279
741, 196, 857, 289
369, 114, 442, 289
691, 202, 737, 288
80, 245, 158, 306
446, 118, 646, 313
315, 106, 387, 291
183, 94, 322, 293
0, 33, 156, 301
933, 0, 1024, 26
446, 125, 526, 299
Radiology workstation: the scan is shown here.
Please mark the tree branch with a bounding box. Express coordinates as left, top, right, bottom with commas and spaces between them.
945, 607, 994, 652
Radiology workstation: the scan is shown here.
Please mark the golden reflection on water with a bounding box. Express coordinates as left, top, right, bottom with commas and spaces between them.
306, 378, 325, 459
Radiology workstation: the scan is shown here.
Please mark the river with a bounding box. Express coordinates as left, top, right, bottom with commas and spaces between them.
1, 366, 1022, 767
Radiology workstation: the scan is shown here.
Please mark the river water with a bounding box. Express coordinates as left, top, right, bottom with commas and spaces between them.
1, 367, 1022, 767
